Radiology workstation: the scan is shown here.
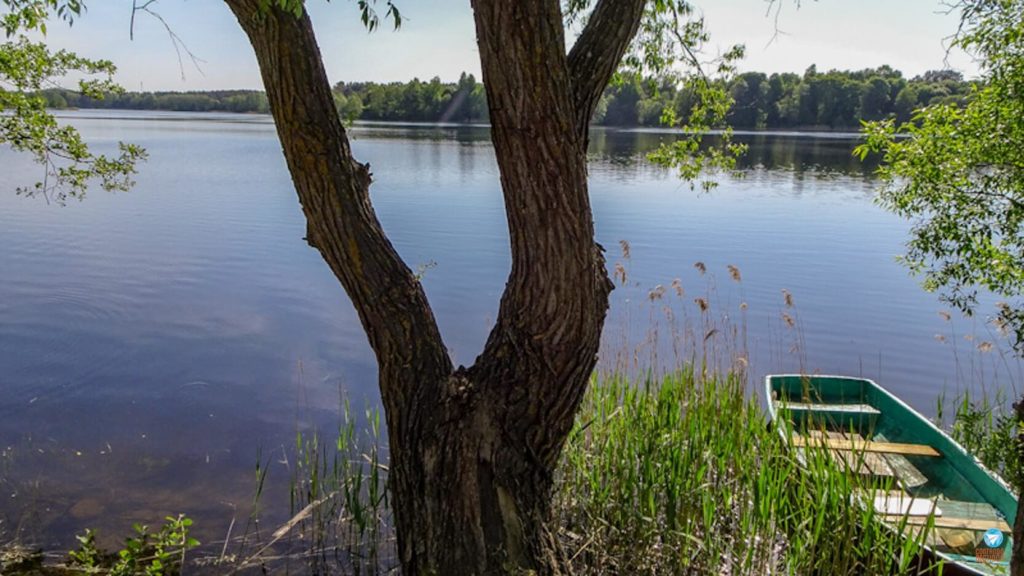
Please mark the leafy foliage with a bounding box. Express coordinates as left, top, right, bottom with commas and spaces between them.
857, 0, 1024, 348
627, 1, 746, 188
565, 0, 745, 188
2, 0, 83, 36
1, 0, 145, 204
68, 515, 199, 575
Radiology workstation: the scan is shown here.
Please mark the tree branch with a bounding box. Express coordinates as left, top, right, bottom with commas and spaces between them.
566, 0, 647, 142
131, 0, 205, 81
223, 0, 452, 394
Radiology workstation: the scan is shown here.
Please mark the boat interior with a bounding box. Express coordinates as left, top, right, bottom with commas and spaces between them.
769, 375, 1016, 574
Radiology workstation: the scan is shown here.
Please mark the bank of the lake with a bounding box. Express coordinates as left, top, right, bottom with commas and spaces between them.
0, 369, 966, 574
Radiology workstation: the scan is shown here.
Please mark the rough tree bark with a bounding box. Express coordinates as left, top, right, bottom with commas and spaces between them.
1013, 398, 1024, 576
225, 0, 645, 573
1010, 480, 1024, 576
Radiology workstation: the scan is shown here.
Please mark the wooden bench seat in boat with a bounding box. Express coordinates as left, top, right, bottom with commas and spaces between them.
882, 499, 1011, 532
780, 402, 881, 416
874, 433, 929, 487
798, 431, 933, 484
871, 490, 941, 516
885, 515, 1011, 533
791, 435, 940, 457
803, 430, 897, 478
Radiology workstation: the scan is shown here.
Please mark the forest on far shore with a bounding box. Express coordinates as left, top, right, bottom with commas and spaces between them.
39, 66, 972, 130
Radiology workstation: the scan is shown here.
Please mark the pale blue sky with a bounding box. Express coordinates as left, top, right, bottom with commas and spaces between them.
36, 1, 978, 91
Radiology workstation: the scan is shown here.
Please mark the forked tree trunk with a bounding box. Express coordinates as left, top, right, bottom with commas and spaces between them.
225, 0, 645, 573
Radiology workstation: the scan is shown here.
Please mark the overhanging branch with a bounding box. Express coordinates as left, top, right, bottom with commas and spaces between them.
566, 0, 647, 140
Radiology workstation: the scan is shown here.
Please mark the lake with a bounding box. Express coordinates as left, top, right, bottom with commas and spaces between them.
0, 110, 1017, 549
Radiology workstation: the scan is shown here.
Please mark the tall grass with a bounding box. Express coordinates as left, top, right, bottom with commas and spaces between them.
219, 400, 395, 575
282, 399, 392, 575
930, 313, 1024, 493
556, 369, 935, 575
232, 367, 939, 575
936, 388, 1024, 493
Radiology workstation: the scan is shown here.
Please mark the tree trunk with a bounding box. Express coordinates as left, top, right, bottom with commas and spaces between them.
224, 0, 644, 573
1012, 396, 1024, 575
1013, 490, 1024, 576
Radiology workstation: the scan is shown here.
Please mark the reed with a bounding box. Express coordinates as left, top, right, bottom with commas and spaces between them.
936, 387, 1024, 493
280, 398, 392, 575
556, 368, 934, 575
228, 366, 939, 575
927, 314, 1024, 495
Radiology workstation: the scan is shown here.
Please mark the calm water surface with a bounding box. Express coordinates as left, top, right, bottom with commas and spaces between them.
0, 110, 1017, 548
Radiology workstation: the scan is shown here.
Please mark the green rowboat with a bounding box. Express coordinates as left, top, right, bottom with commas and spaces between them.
766, 374, 1018, 575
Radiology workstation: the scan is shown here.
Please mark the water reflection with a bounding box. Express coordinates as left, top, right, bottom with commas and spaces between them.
586, 128, 877, 177
348, 123, 879, 185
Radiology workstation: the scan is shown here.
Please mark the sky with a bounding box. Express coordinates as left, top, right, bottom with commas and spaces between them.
35, 0, 979, 92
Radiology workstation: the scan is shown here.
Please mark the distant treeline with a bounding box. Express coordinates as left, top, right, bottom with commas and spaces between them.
334, 72, 488, 123
39, 66, 973, 129
602, 66, 971, 129
41, 89, 272, 114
